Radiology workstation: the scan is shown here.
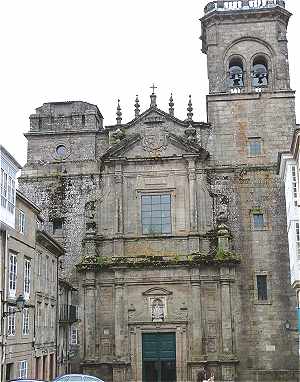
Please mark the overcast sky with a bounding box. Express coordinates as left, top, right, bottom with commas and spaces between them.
1, 0, 299, 166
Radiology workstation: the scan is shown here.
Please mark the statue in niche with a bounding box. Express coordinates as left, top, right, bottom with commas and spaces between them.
85, 200, 97, 234
215, 194, 229, 223
197, 367, 214, 382
151, 298, 164, 322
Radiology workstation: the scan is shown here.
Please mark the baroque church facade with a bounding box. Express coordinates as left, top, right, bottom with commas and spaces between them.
19, 1, 299, 381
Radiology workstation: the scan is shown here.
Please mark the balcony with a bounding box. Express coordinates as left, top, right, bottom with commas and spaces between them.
59, 304, 78, 323
204, 0, 285, 14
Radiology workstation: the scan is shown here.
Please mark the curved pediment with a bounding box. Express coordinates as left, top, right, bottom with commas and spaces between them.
142, 287, 173, 296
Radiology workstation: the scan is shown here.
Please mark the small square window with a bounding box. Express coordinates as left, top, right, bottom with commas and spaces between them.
249, 138, 262, 156
253, 213, 264, 230
257, 275, 268, 301
52, 218, 64, 235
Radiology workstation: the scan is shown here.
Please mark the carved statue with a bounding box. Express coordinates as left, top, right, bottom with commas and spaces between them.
152, 299, 164, 322
197, 367, 214, 382
216, 194, 229, 223
85, 200, 97, 234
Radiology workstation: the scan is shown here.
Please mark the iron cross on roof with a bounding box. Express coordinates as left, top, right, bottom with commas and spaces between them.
150, 84, 157, 94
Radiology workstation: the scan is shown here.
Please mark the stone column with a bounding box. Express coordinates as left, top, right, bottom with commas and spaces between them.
190, 269, 202, 360
220, 267, 233, 355
113, 270, 127, 382
187, 159, 197, 233
83, 270, 97, 360
114, 163, 125, 257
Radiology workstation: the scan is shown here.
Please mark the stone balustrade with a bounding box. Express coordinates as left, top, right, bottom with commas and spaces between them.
204, 0, 285, 13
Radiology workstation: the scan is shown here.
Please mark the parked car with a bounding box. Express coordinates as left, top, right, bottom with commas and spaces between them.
9, 380, 46, 382
53, 375, 105, 382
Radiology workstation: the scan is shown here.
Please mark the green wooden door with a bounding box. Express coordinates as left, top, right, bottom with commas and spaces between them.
142, 333, 176, 382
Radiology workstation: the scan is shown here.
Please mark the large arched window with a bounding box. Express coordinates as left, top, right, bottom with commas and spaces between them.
228, 58, 244, 89
252, 56, 269, 87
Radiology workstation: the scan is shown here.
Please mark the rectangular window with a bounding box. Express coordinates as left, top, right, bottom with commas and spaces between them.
1, 169, 7, 208
296, 222, 300, 256
253, 213, 264, 230
9, 253, 17, 297
52, 218, 63, 235
22, 308, 29, 335
24, 258, 31, 298
18, 210, 25, 234
257, 275, 268, 301
19, 361, 28, 379
141, 194, 171, 235
249, 138, 262, 156
292, 166, 298, 207
7, 307, 16, 336
70, 326, 78, 345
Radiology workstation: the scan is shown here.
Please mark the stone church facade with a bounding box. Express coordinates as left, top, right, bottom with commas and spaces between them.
19, 1, 299, 381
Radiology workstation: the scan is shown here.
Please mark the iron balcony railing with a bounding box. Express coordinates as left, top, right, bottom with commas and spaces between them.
204, 0, 285, 14
59, 304, 78, 323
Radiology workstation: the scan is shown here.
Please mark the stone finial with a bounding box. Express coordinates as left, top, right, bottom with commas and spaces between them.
187, 95, 193, 121
150, 84, 157, 108
134, 95, 140, 118
169, 93, 174, 116
116, 99, 122, 125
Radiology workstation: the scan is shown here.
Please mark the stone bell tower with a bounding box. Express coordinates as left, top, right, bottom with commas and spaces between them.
201, 1, 299, 381
201, 0, 295, 165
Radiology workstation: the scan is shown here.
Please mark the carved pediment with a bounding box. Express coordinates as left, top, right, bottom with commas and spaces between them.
101, 131, 209, 160
142, 287, 173, 296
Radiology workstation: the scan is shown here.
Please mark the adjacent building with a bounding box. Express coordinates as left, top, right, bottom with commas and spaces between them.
278, 127, 300, 328
18, 0, 300, 381
0, 146, 67, 381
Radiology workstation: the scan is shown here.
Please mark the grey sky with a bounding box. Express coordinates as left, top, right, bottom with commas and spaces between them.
1, 0, 299, 166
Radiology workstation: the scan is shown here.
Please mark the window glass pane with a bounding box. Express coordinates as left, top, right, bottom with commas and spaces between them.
152, 218, 162, 225
141, 194, 171, 235
142, 204, 152, 211
142, 196, 152, 205
249, 140, 262, 156
151, 225, 161, 233
253, 214, 264, 229
162, 217, 171, 225
151, 195, 161, 204
161, 195, 171, 203
152, 210, 162, 218
257, 275, 268, 300
143, 225, 151, 234
151, 204, 162, 211
162, 224, 172, 234
161, 204, 171, 211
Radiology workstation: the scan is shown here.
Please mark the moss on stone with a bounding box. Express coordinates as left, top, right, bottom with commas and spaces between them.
76, 250, 241, 272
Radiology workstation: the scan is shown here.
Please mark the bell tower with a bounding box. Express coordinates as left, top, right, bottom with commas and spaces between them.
201, 2, 299, 381
201, 0, 295, 165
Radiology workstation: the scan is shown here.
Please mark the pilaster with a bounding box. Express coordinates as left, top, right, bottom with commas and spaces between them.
83, 270, 97, 360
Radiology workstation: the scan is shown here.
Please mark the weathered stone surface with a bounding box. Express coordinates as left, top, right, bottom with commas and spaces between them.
19, 3, 299, 382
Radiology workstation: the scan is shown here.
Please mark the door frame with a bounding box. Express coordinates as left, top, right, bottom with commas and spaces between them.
129, 323, 187, 382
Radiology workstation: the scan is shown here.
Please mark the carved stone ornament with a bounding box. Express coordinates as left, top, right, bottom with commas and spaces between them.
85, 200, 97, 234
151, 298, 165, 322
141, 127, 168, 154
